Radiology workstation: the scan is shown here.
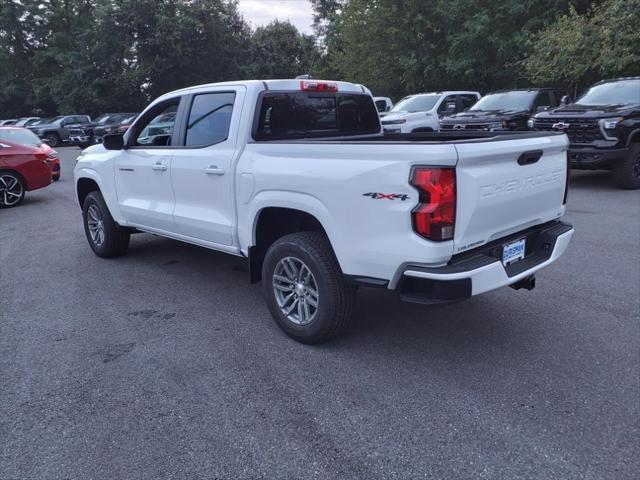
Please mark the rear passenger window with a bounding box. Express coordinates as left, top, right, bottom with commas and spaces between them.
185, 92, 235, 147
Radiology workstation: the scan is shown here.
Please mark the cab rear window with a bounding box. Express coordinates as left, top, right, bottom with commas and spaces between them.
254, 92, 380, 140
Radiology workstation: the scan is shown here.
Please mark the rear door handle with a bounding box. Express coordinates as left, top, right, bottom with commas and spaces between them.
205, 166, 225, 175
517, 150, 543, 166
152, 163, 168, 171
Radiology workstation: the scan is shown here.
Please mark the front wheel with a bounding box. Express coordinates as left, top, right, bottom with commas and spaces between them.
0, 171, 25, 208
44, 133, 60, 148
82, 191, 130, 257
612, 143, 640, 190
262, 231, 356, 344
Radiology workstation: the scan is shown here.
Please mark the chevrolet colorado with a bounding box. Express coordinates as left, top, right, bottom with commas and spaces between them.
74, 79, 574, 344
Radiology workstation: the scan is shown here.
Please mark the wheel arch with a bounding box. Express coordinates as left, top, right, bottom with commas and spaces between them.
0, 168, 27, 192
248, 205, 338, 283
626, 128, 640, 146
76, 176, 100, 208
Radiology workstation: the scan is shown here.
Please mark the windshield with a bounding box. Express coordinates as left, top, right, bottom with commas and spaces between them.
391, 95, 440, 113
576, 79, 640, 106
471, 91, 537, 111
94, 114, 112, 124
0, 128, 41, 146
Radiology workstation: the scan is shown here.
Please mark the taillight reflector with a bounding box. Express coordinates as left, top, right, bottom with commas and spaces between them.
300, 80, 338, 92
410, 167, 456, 241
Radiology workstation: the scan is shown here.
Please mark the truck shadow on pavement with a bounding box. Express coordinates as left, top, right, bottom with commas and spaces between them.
120, 233, 545, 361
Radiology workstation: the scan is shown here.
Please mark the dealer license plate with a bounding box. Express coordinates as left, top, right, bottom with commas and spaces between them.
502, 238, 526, 266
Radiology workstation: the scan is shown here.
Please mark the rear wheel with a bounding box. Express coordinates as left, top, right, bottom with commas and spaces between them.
82, 190, 130, 257
0, 171, 25, 208
262, 231, 356, 344
612, 143, 640, 190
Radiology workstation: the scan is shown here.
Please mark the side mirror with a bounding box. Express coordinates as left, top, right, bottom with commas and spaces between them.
560, 95, 570, 106
103, 133, 125, 150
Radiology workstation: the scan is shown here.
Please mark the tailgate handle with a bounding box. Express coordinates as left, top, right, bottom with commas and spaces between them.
517, 150, 543, 166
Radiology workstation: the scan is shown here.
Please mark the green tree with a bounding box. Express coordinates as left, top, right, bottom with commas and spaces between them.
244, 20, 319, 79
0, 0, 38, 115
524, 0, 640, 95
314, 0, 594, 99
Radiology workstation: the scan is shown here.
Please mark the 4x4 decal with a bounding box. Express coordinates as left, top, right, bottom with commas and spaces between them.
363, 192, 410, 201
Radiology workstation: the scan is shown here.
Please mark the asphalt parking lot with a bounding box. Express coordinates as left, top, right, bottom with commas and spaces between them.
1, 146, 639, 479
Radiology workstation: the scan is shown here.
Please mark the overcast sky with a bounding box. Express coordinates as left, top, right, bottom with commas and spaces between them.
238, 0, 315, 34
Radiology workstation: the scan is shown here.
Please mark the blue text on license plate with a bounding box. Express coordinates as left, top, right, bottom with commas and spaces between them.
502, 238, 526, 266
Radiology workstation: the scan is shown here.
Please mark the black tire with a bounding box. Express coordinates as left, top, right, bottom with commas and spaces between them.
44, 133, 60, 148
82, 190, 130, 257
612, 143, 640, 190
0, 170, 26, 208
262, 231, 356, 344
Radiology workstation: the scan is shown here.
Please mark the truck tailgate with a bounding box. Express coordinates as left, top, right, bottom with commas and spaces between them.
453, 134, 568, 254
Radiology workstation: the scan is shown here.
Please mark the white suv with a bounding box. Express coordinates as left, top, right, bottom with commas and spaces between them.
381, 91, 480, 134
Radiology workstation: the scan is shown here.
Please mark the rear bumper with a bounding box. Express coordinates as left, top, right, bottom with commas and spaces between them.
569, 146, 628, 169
395, 221, 573, 304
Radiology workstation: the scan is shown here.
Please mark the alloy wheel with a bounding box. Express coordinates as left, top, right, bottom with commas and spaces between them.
272, 256, 319, 326
0, 174, 24, 207
87, 204, 105, 246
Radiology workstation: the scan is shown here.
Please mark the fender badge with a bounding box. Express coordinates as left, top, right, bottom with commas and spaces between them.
363, 192, 410, 201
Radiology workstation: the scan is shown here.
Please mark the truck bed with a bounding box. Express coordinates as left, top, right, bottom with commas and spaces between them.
254, 131, 567, 144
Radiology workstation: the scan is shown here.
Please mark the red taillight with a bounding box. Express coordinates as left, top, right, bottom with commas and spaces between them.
300, 80, 338, 92
410, 167, 456, 241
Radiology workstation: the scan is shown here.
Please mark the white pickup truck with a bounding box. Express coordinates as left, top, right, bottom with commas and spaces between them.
74, 79, 574, 344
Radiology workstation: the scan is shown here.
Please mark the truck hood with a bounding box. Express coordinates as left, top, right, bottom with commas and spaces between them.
441, 110, 529, 124
81, 143, 106, 154
381, 111, 434, 123
535, 103, 640, 119
28, 123, 58, 131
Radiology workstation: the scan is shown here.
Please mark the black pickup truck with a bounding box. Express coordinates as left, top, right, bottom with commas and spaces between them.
531, 77, 640, 189
440, 88, 569, 132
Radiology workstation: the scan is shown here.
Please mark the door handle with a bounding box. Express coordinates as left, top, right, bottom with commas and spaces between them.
205, 166, 225, 175
152, 163, 168, 171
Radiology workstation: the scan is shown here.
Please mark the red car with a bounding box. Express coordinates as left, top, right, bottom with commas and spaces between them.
0, 126, 60, 180
0, 140, 51, 208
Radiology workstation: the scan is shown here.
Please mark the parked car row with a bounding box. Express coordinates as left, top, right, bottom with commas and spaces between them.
376, 77, 639, 189
1, 112, 139, 148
